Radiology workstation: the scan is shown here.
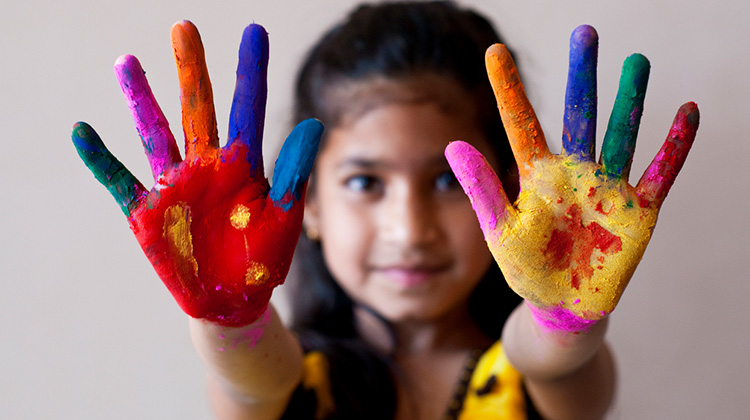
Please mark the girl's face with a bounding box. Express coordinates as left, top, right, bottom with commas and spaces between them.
305, 85, 500, 324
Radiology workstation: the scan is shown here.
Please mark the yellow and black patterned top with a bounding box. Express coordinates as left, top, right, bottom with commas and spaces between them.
282, 341, 538, 420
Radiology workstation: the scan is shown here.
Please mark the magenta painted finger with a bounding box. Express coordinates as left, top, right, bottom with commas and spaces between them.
636, 102, 699, 207
445, 141, 512, 238
115, 55, 182, 179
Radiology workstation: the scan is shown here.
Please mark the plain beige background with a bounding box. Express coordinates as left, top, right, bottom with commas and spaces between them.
1, 0, 748, 418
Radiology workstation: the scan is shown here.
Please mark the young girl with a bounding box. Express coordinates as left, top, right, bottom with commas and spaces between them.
72, 2, 698, 420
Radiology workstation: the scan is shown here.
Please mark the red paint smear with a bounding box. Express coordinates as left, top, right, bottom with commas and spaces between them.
543, 204, 622, 289
128, 143, 305, 327
587, 187, 596, 197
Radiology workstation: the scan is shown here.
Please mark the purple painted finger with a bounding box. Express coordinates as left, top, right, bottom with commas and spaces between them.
445, 141, 512, 239
115, 55, 181, 179
636, 102, 699, 207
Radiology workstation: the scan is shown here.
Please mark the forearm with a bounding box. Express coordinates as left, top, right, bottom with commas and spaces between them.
189, 304, 303, 419
502, 302, 615, 420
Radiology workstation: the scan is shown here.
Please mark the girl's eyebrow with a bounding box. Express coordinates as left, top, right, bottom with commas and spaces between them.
336, 154, 450, 171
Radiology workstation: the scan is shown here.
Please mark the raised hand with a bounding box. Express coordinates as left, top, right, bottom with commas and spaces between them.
445, 25, 698, 332
72, 21, 323, 327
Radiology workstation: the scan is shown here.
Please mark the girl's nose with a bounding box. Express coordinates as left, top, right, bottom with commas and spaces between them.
380, 187, 439, 247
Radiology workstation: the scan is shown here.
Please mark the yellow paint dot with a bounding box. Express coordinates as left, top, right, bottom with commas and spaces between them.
230, 204, 251, 229
245, 261, 270, 286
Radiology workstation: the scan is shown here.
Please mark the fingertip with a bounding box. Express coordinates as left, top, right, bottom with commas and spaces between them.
679, 101, 700, 126
114, 54, 138, 69
444, 141, 480, 167
485, 43, 511, 68
571, 24, 598, 47
624, 53, 651, 76
171, 20, 197, 34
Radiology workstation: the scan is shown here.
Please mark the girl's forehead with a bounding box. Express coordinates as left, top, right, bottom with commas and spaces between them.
320, 99, 488, 170
321, 73, 476, 128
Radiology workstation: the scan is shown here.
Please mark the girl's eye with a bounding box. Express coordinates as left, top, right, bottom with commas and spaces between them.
435, 170, 459, 191
345, 175, 382, 193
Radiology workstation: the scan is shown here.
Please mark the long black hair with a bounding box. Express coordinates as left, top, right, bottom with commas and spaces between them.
288, 2, 522, 418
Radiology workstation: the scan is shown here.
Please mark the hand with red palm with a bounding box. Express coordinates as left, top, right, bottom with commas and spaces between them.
73, 21, 323, 327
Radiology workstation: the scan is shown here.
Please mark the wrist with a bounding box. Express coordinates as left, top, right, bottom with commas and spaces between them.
525, 301, 600, 334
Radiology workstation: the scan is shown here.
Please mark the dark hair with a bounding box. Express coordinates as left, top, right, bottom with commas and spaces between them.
288, 2, 521, 418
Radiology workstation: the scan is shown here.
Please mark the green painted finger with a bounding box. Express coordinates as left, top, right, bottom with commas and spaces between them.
72, 122, 147, 217
600, 53, 650, 179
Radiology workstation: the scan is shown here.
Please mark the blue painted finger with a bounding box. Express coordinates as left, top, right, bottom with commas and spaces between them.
227, 23, 269, 176
600, 53, 650, 179
72, 122, 147, 217
562, 25, 598, 160
270, 119, 324, 211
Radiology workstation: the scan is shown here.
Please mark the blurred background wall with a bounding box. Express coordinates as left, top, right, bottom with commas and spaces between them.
1, 0, 748, 418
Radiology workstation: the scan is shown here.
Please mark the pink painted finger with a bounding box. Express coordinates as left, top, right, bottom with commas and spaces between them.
445, 141, 513, 238
115, 55, 182, 179
485, 44, 551, 178
636, 102, 699, 207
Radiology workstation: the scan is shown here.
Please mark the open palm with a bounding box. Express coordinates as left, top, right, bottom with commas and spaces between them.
446, 25, 698, 331
73, 21, 322, 327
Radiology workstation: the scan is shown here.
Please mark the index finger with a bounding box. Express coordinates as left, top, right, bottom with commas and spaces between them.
171, 20, 219, 159
486, 44, 551, 179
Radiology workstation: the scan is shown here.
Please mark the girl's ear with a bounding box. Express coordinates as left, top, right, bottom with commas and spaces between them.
303, 192, 321, 241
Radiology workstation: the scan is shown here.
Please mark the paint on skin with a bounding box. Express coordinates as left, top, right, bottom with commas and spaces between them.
227, 24, 268, 174
543, 204, 622, 289
601, 53, 650, 179
636, 102, 699, 206
445, 141, 511, 235
485, 44, 551, 179
562, 25, 598, 160
230, 204, 252, 229
245, 261, 270, 286
73, 21, 324, 328
270, 119, 324, 211
72, 122, 146, 217
527, 301, 598, 333
114, 55, 181, 179
163, 203, 200, 283
171, 21, 219, 158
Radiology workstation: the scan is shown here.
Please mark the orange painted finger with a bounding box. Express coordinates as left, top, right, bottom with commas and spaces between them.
485, 44, 550, 178
171, 20, 219, 158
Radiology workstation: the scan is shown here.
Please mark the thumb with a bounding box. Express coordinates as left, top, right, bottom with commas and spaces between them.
270, 118, 324, 211
445, 141, 513, 239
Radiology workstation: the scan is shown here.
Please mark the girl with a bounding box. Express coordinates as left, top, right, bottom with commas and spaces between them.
72, 2, 698, 420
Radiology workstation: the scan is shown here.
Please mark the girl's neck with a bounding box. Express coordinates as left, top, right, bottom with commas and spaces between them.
354, 304, 493, 357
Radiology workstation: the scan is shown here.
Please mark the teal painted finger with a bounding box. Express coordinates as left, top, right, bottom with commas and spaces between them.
601, 53, 650, 179
72, 122, 147, 217
270, 119, 324, 211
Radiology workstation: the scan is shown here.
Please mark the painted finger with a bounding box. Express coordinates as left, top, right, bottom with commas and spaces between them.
445, 141, 513, 239
600, 53, 650, 179
114, 55, 181, 179
636, 102, 699, 207
227, 24, 269, 176
485, 44, 550, 179
171, 20, 219, 159
562, 25, 598, 160
72, 122, 147, 217
269, 119, 324, 211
